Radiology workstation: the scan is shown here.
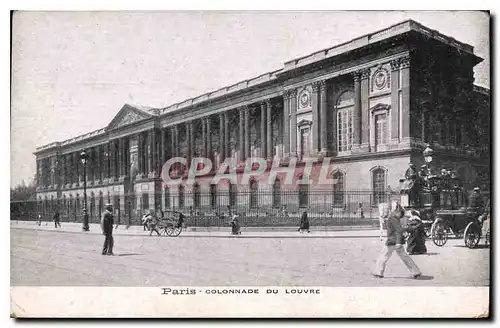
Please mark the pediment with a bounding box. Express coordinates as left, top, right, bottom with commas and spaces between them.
107, 104, 154, 131
370, 103, 391, 115
297, 119, 312, 128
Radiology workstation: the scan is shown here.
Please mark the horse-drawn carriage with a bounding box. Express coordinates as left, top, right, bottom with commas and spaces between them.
399, 164, 490, 249
143, 210, 185, 237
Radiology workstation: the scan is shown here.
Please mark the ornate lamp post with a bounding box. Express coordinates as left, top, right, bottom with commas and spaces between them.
80, 150, 90, 231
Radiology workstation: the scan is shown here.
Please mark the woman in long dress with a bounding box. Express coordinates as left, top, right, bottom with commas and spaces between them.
406, 213, 427, 255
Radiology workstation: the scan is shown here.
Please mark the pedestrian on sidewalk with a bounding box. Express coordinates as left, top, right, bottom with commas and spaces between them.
36, 214, 42, 226
53, 211, 61, 228
101, 203, 114, 256
372, 203, 422, 279
298, 210, 310, 233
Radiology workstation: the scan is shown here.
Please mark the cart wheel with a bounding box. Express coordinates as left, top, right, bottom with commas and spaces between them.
171, 226, 182, 237
431, 219, 448, 247
464, 222, 481, 249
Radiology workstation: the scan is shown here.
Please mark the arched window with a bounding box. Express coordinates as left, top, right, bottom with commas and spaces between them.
249, 179, 258, 209
229, 183, 237, 208
192, 183, 201, 209
164, 187, 170, 209
372, 167, 386, 206
178, 185, 185, 209
272, 178, 282, 208
332, 171, 345, 206
335, 90, 354, 152
210, 184, 217, 209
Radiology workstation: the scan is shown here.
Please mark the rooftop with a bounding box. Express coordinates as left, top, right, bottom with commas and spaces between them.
35, 19, 482, 154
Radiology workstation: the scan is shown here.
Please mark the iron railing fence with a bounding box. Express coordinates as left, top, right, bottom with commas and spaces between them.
12, 189, 490, 228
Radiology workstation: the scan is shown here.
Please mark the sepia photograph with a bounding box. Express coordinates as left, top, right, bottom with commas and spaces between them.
10, 9, 490, 318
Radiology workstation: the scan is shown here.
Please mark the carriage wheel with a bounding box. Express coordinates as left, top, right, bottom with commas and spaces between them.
464, 222, 481, 249
165, 225, 182, 237
431, 219, 448, 247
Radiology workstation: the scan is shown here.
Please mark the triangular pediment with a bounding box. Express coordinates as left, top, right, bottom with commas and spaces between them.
107, 104, 154, 130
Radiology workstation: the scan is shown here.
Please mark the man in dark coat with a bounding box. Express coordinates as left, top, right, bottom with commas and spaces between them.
101, 203, 114, 256
53, 211, 61, 228
372, 203, 422, 278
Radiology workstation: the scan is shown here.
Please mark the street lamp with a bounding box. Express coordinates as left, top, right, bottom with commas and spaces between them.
423, 146, 434, 164
80, 150, 90, 231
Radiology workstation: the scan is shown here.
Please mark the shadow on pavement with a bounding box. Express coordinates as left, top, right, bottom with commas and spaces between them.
411, 252, 439, 256
115, 253, 143, 257
389, 275, 434, 281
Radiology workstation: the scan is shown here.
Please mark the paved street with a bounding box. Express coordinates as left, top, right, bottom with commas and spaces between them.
11, 227, 489, 287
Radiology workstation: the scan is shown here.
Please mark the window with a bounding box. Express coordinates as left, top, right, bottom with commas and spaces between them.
332, 171, 345, 206
210, 184, 217, 209
164, 187, 170, 209
272, 178, 282, 208
372, 168, 386, 206
336, 90, 354, 152
178, 185, 185, 209
99, 193, 103, 217
142, 193, 149, 211
229, 183, 237, 208
249, 180, 258, 208
375, 113, 388, 149
90, 193, 95, 222
114, 195, 120, 219
193, 183, 201, 209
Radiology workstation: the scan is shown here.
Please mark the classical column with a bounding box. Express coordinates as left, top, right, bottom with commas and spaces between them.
224, 112, 230, 159
119, 138, 125, 178
390, 58, 401, 142
352, 72, 362, 148
239, 108, 245, 161
74, 152, 80, 184
266, 100, 273, 159
96, 145, 101, 182
174, 125, 179, 157
60, 156, 65, 186
202, 118, 207, 158
206, 118, 212, 163
360, 68, 370, 150
400, 56, 411, 141
137, 133, 143, 176
188, 121, 194, 165
320, 80, 328, 154
147, 130, 153, 174
260, 101, 267, 158
289, 89, 298, 157
219, 113, 225, 163
160, 127, 166, 167
152, 129, 157, 175
283, 91, 290, 156
244, 106, 250, 159
311, 81, 320, 153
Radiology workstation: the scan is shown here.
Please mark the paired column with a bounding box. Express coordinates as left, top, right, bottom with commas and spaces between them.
289, 89, 298, 157
96, 145, 101, 182
239, 108, 245, 161
352, 72, 362, 148
119, 138, 125, 178
266, 100, 273, 159
312, 82, 320, 153
202, 118, 207, 158
260, 101, 267, 158
360, 68, 370, 150
244, 106, 250, 159
390, 59, 401, 142
320, 81, 328, 154
205, 118, 212, 162
219, 113, 225, 162
137, 133, 143, 176
224, 112, 230, 159
160, 128, 166, 169
283, 91, 290, 156
400, 56, 411, 141
188, 122, 194, 164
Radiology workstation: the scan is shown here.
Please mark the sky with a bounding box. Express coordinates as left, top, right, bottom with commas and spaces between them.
10, 11, 490, 187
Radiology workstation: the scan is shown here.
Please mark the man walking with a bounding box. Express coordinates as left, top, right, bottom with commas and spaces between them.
53, 211, 61, 228
372, 203, 422, 279
101, 203, 114, 256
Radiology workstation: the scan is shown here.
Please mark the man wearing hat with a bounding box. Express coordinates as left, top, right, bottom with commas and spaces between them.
101, 203, 114, 256
469, 187, 484, 210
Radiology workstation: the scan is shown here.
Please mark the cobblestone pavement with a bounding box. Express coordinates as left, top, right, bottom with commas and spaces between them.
11, 228, 489, 287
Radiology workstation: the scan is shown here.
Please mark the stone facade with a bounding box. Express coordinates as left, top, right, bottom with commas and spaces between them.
34, 20, 490, 222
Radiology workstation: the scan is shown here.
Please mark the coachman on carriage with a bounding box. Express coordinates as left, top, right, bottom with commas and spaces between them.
396, 147, 490, 249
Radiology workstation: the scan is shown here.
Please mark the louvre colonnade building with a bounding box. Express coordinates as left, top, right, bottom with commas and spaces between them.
34, 20, 490, 224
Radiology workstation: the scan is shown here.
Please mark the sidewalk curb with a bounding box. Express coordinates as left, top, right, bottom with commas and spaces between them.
11, 226, 382, 239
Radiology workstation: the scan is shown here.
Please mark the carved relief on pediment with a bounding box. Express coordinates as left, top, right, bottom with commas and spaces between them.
114, 111, 144, 129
